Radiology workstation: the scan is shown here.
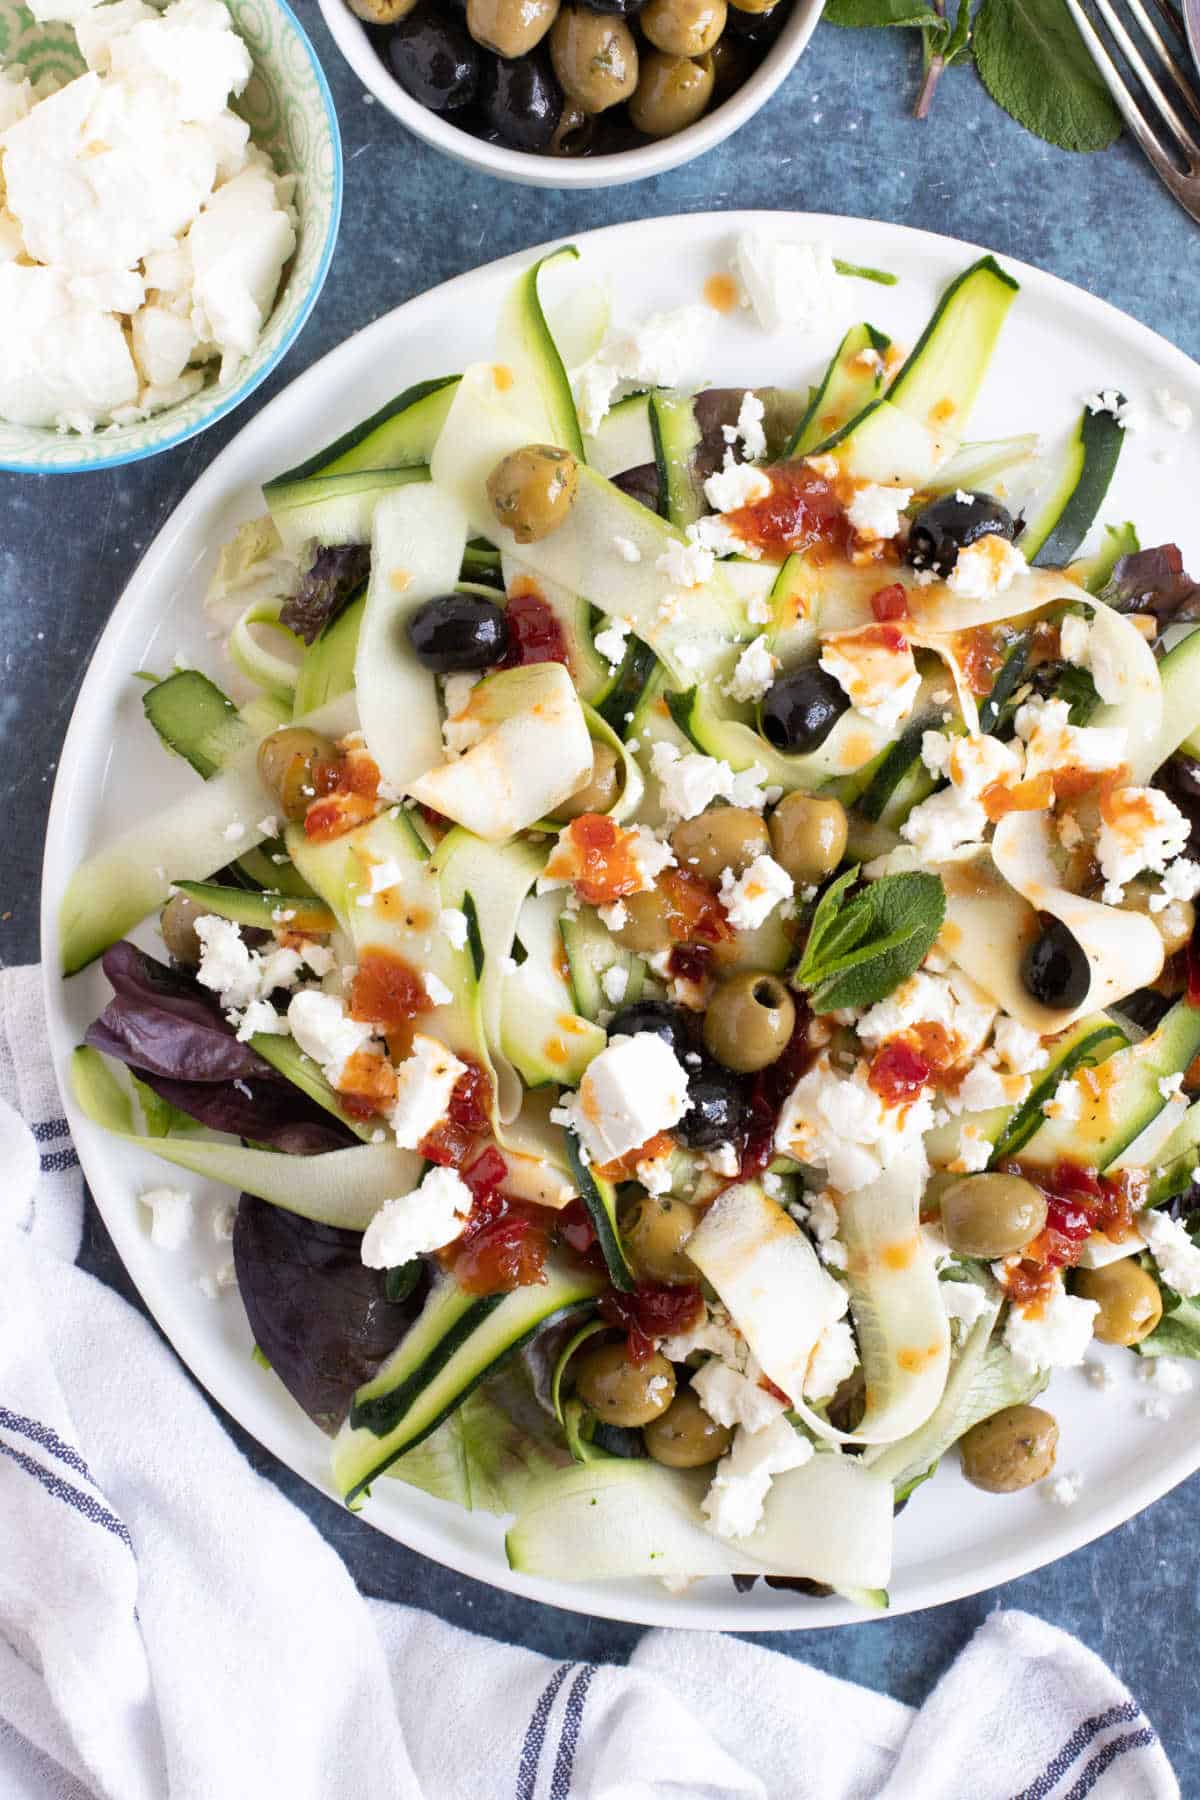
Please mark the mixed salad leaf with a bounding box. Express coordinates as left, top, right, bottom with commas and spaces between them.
61, 243, 1200, 1603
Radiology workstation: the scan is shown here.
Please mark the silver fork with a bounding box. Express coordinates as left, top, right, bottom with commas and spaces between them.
1064, 0, 1200, 222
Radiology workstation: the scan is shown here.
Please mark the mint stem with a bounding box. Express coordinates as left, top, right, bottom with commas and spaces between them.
915, 0, 946, 119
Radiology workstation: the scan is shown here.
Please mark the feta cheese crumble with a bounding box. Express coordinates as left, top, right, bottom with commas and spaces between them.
819, 625, 921, 734
718, 854, 794, 930
946, 535, 1027, 601
552, 1032, 690, 1167
774, 1052, 934, 1192
733, 233, 837, 334
1045, 1472, 1082, 1507
1014, 696, 1126, 781
724, 634, 777, 704
649, 741, 770, 820
1139, 1207, 1200, 1298
286, 989, 375, 1087
703, 454, 771, 516
359, 1166, 473, 1270
845, 483, 912, 542
593, 615, 631, 672
139, 1184, 193, 1250
0, 0, 296, 432
1097, 785, 1189, 889
1002, 1277, 1099, 1373
440, 908, 469, 951
656, 537, 714, 590
701, 1414, 813, 1540
1153, 386, 1192, 432
1058, 612, 1123, 704
572, 304, 712, 435
389, 1034, 466, 1151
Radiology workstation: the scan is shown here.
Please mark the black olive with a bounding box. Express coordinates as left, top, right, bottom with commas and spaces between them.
674, 1060, 747, 1149
479, 49, 563, 151
574, 0, 647, 12
408, 593, 508, 671
607, 999, 695, 1061
381, 7, 479, 113
723, 2, 787, 41
759, 666, 850, 754
1021, 917, 1091, 1011
906, 490, 1016, 579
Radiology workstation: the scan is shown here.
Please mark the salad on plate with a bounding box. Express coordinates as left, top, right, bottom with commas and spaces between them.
59, 240, 1200, 1604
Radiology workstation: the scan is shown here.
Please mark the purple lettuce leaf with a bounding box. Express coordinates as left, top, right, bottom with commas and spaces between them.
1099, 544, 1200, 622
88, 942, 272, 1083
279, 544, 371, 645
134, 1071, 356, 1154
233, 1196, 426, 1433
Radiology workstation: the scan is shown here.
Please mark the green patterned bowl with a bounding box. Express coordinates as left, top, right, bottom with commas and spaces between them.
0, 0, 342, 473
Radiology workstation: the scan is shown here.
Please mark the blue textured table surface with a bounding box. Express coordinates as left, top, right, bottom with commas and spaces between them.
3, 3, 1200, 1784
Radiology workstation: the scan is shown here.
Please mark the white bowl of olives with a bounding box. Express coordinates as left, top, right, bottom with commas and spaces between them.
317, 0, 824, 188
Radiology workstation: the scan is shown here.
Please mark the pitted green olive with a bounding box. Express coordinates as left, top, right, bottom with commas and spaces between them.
467, 0, 558, 58
160, 892, 210, 966
555, 743, 622, 820
549, 8, 638, 114
670, 807, 769, 886
940, 1172, 1048, 1259
768, 792, 848, 885
628, 50, 714, 137
487, 444, 579, 544
574, 1341, 676, 1426
612, 887, 676, 953
623, 1196, 698, 1283
256, 726, 339, 822
1074, 1259, 1164, 1347
703, 969, 795, 1072
960, 1404, 1059, 1493
644, 1389, 733, 1467
641, 0, 726, 56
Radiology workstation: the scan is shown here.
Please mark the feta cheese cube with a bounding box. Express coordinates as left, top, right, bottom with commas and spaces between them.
360, 1166, 473, 1269
388, 1034, 467, 1150
139, 1184, 193, 1250
188, 162, 296, 372
845, 483, 912, 542
733, 233, 836, 334
557, 1032, 690, 1166
1003, 1277, 1099, 1373
718, 854, 794, 931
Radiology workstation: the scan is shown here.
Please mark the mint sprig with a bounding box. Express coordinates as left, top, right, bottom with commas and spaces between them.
823, 0, 1122, 154
793, 869, 947, 1014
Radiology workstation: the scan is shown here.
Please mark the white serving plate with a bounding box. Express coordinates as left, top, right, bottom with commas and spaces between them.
42, 212, 1200, 1630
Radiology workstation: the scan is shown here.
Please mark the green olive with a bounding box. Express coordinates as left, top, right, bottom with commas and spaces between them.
623, 1196, 699, 1283
1123, 879, 1195, 956
640, 0, 726, 56
1074, 1259, 1164, 1347
467, 0, 557, 57
644, 1389, 733, 1468
768, 792, 848, 886
345, 0, 415, 21
575, 1341, 676, 1426
670, 806, 770, 887
554, 743, 622, 821
727, 0, 776, 12
940, 1172, 1048, 1259
612, 887, 676, 953
627, 50, 714, 137
486, 444, 579, 545
548, 99, 594, 155
160, 892, 210, 966
256, 726, 339, 822
960, 1403, 1059, 1493
703, 969, 796, 1073
549, 8, 638, 113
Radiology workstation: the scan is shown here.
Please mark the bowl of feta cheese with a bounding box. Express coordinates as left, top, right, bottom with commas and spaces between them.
0, 0, 342, 472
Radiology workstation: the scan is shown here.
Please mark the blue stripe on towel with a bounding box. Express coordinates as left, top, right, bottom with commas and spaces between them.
549, 1664, 596, 1800
0, 1439, 133, 1550
1012, 1703, 1140, 1799
31, 1119, 71, 1143
516, 1663, 572, 1800
1061, 1729, 1158, 1799
0, 1406, 97, 1485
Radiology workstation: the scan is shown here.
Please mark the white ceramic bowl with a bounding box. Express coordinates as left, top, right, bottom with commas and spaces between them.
317, 0, 823, 189
0, 0, 342, 475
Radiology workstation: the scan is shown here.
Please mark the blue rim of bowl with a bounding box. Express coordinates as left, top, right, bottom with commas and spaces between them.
0, 0, 344, 477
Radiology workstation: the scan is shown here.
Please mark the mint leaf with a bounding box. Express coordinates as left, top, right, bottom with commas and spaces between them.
794, 872, 946, 1013
974, 0, 1122, 152
824, 0, 940, 22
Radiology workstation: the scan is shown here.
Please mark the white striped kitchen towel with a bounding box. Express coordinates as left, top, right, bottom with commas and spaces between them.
0, 964, 1180, 1800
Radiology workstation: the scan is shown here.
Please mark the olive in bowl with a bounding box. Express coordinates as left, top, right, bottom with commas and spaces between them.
333, 0, 808, 178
